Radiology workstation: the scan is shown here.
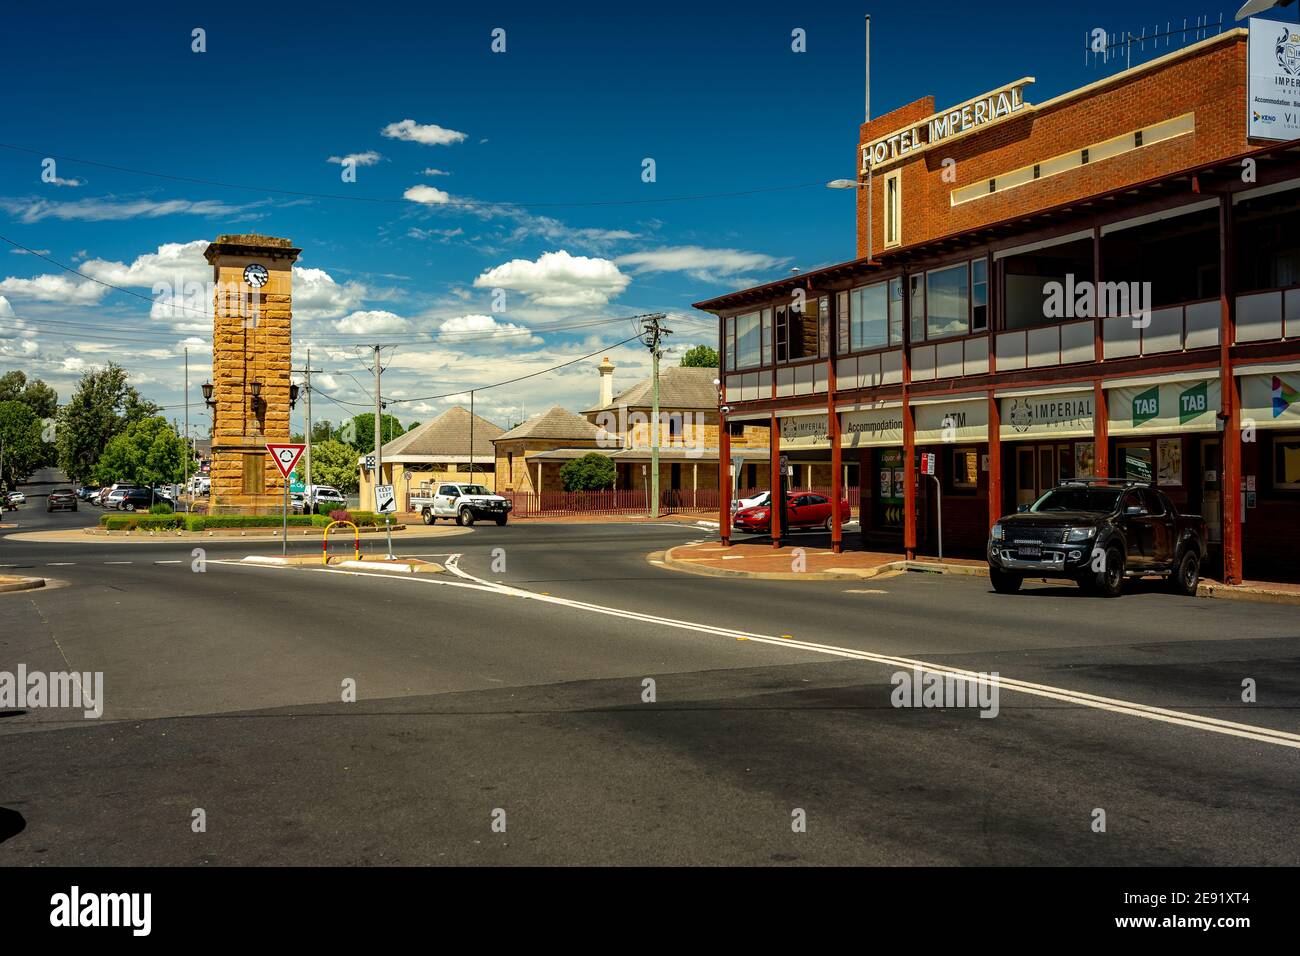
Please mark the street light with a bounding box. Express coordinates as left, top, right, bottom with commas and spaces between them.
1235, 0, 1295, 19
827, 174, 875, 261
201, 381, 215, 410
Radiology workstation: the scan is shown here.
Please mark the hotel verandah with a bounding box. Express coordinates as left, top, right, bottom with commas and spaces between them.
694, 27, 1300, 584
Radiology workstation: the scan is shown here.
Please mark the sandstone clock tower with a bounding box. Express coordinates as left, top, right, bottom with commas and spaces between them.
203, 233, 301, 514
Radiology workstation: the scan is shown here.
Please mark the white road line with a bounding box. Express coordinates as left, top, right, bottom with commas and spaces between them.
153, 560, 183, 565
46, 562, 76, 566
213, 554, 1300, 750
103, 561, 132, 565
440, 555, 1300, 751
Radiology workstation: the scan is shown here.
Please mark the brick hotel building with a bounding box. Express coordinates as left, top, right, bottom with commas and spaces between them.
694, 25, 1300, 584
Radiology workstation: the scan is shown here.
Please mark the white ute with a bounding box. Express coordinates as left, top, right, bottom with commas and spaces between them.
410, 482, 512, 526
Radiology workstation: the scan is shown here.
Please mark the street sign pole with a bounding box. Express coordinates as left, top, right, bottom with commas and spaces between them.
283, 476, 289, 556
265, 443, 307, 560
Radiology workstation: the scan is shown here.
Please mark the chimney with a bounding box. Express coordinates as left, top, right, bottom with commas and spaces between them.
598, 356, 615, 407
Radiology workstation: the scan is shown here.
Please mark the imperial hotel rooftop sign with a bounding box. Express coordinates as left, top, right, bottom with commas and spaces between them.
861, 78, 1033, 171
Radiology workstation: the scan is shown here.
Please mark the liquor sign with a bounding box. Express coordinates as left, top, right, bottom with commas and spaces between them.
1248, 18, 1300, 142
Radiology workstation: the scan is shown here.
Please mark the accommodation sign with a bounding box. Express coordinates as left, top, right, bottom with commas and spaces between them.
780, 409, 906, 448
1107, 378, 1220, 435
999, 391, 1094, 439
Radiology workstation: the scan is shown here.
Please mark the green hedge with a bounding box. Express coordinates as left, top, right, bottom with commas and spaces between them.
98, 513, 389, 531
101, 515, 186, 531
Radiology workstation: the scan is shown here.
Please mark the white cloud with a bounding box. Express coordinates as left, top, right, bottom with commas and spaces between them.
438, 313, 541, 346
9, 247, 51, 256
381, 119, 467, 147
81, 239, 210, 288
403, 184, 452, 205
0, 295, 13, 317
421, 168, 451, 176
0, 196, 263, 224
327, 151, 383, 166
473, 250, 629, 308
333, 309, 408, 334
0, 273, 106, 304
293, 267, 367, 321
615, 245, 789, 283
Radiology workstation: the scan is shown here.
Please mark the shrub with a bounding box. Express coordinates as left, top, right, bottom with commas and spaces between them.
329, 509, 352, 524
103, 515, 185, 531
149, 502, 174, 515
560, 453, 616, 491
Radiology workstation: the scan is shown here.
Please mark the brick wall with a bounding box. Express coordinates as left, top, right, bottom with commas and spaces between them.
857, 34, 1249, 257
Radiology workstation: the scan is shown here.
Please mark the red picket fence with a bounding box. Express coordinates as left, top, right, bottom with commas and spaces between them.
503, 488, 721, 517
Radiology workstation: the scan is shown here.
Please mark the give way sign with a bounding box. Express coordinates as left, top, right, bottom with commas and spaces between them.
266, 443, 306, 479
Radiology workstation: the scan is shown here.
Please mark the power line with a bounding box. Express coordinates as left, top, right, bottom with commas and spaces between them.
387, 332, 644, 405
0, 141, 826, 209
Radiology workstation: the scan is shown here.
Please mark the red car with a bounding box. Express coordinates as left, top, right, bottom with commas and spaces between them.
732, 491, 851, 533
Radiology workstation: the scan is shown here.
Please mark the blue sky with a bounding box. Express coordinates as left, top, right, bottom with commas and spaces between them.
0, 0, 1292, 435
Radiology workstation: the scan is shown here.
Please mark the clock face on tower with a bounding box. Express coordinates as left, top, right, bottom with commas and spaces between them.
243, 263, 269, 289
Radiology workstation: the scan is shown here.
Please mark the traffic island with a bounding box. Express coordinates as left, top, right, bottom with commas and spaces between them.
658, 541, 986, 581
241, 555, 445, 575
0, 573, 46, 593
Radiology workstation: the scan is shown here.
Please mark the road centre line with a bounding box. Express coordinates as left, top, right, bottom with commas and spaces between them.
210, 556, 1300, 750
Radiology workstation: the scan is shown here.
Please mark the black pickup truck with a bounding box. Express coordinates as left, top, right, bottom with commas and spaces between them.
987, 481, 1207, 597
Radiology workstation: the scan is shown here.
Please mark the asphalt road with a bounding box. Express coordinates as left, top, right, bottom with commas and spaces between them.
2, 470, 1298, 865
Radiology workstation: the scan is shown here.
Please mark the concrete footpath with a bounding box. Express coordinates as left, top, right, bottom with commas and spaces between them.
661, 540, 1300, 605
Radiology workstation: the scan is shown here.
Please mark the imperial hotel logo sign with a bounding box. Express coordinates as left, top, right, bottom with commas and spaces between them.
1249, 17, 1300, 141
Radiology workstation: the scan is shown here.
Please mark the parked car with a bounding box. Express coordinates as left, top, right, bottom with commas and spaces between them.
96, 486, 117, 507
6, 491, 27, 507
732, 491, 851, 534
987, 480, 1207, 598
190, 476, 211, 496
115, 488, 165, 512
46, 489, 78, 512
290, 492, 308, 514
104, 486, 143, 509
411, 483, 512, 526
308, 485, 347, 510
76, 486, 98, 500
730, 490, 771, 513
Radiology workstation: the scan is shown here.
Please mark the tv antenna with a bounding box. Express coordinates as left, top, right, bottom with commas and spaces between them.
1085, 14, 1225, 71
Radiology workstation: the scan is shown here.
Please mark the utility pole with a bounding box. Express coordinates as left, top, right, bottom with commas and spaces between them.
292, 349, 322, 494
184, 348, 190, 511
641, 313, 671, 518
365, 344, 395, 559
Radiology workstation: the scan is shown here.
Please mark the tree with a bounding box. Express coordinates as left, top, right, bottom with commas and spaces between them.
679, 345, 719, 368
0, 370, 58, 418
341, 413, 405, 454
0, 400, 43, 489
56, 363, 158, 484
92, 417, 186, 488
310, 439, 360, 493
560, 452, 616, 491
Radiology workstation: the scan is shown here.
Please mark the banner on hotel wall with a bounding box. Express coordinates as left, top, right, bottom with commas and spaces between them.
1248, 18, 1300, 142
914, 399, 988, 444
779, 414, 830, 449
1240, 371, 1300, 429
1107, 378, 1220, 436
999, 391, 1094, 439
841, 407, 905, 448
